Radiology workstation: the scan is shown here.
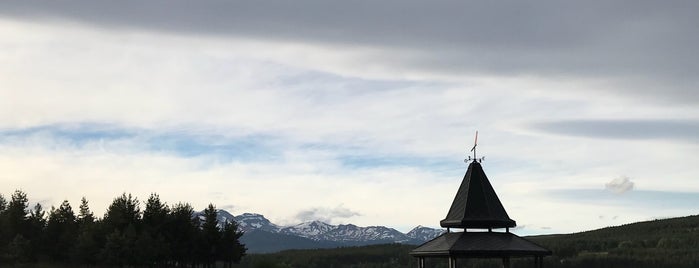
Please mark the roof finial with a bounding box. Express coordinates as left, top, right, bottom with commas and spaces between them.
465, 130, 484, 163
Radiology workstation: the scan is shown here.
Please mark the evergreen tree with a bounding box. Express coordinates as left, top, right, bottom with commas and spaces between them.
2, 190, 30, 262
202, 203, 220, 268
0, 193, 8, 260
0, 193, 6, 212
5, 190, 29, 238
102, 193, 142, 267
27, 203, 48, 261
74, 222, 101, 266
143, 193, 169, 230
46, 200, 78, 262
103, 193, 141, 233
219, 220, 246, 267
142, 193, 171, 266
166, 202, 198, 267
77, 196, 95, 226
73, 197, 100, 265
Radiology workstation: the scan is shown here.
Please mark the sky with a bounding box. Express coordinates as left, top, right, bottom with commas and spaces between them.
1, 1, 698, 235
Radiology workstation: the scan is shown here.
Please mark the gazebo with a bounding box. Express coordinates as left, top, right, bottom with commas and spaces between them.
410, 159, 551, 268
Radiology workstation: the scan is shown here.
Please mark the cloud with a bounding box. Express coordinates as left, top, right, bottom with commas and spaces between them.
532, 119, 699, 143
605, 176, 635, 194
218, 204, 236, 212
294, 205, 361, 223
0, 1, 697, 103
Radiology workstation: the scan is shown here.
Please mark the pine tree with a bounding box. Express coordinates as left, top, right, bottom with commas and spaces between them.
202, 203, 220, 268
142, 193, 171, 266
26, 203, 48, 261
77, 197, 95, 226
166, 202, 197, 266
0, 193, 6, 261
46, 200, 78, 262
5, 190, 29, 243
103, 193, 141, 233
219, 220, 246, 267
73, 197, 101, 265
0, 193, 6, 212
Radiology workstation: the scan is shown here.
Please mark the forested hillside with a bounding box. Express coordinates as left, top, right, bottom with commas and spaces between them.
236, 215, 699, 268
530, 214, 699, 268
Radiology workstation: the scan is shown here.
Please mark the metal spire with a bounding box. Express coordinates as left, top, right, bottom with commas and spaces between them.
465, 131, 484, 163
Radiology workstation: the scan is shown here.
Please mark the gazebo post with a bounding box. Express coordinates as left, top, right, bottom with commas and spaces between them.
417, 257, 425, 268
502, 257, 510, 268
448, 257, 457, 268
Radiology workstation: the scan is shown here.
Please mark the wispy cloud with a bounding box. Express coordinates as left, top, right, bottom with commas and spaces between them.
294, 205, 361, 224
532, 119, 699, 143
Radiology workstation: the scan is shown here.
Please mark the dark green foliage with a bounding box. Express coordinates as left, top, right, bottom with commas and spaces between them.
141, 193, 171, 266
238, 244, 416, 268
220, 220, 247, 268
103, 193, 141, 233
526, 214, 699, 268
0, 190, 247, 267
46, 200, 79, 262
27, 203, 48, 261
77, 196, 95, 226
6, 234, 32, 264
5, 190, 29, 239
0, 193, 6, 211
202, 203, 221, 267
236, 215, 699, 268
167, 202, 200, 266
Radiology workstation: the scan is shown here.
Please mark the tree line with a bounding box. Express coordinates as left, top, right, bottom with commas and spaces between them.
0, 190, 246, 267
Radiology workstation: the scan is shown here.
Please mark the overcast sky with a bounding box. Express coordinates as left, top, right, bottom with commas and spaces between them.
1, 1, 698, 234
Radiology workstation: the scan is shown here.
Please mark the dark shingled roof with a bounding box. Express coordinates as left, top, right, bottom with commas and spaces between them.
440, 161, 516, 229
410, 232, 552, 258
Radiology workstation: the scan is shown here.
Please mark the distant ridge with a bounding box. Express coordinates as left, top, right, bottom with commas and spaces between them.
194, 210, 445, 253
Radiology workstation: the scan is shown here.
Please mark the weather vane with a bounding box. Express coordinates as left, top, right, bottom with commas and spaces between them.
465, 130, 484, 163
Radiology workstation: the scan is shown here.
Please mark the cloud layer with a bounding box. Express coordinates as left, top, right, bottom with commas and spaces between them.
1, 1, 698, 103
1, 2, 699, 234
533, 120, 699, 143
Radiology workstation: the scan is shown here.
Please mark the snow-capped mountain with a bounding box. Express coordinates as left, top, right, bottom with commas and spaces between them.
196, 209, 445, 252
406, 225, 446, 241
193, 209, 238, 226
319, 224, 412, 243
279, 222, 413, 243
280, 220, 335, 238
233, 213, 280, 232
217, 209, 236, 224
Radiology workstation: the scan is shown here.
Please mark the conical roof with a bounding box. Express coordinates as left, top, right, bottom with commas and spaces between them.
440, 161, 516, 229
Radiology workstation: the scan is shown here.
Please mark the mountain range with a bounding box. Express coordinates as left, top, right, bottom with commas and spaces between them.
196, 210, 445, 253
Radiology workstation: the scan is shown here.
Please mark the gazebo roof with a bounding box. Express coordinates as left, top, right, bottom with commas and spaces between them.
440, 161, 516, 229
410, 232, 551, 258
